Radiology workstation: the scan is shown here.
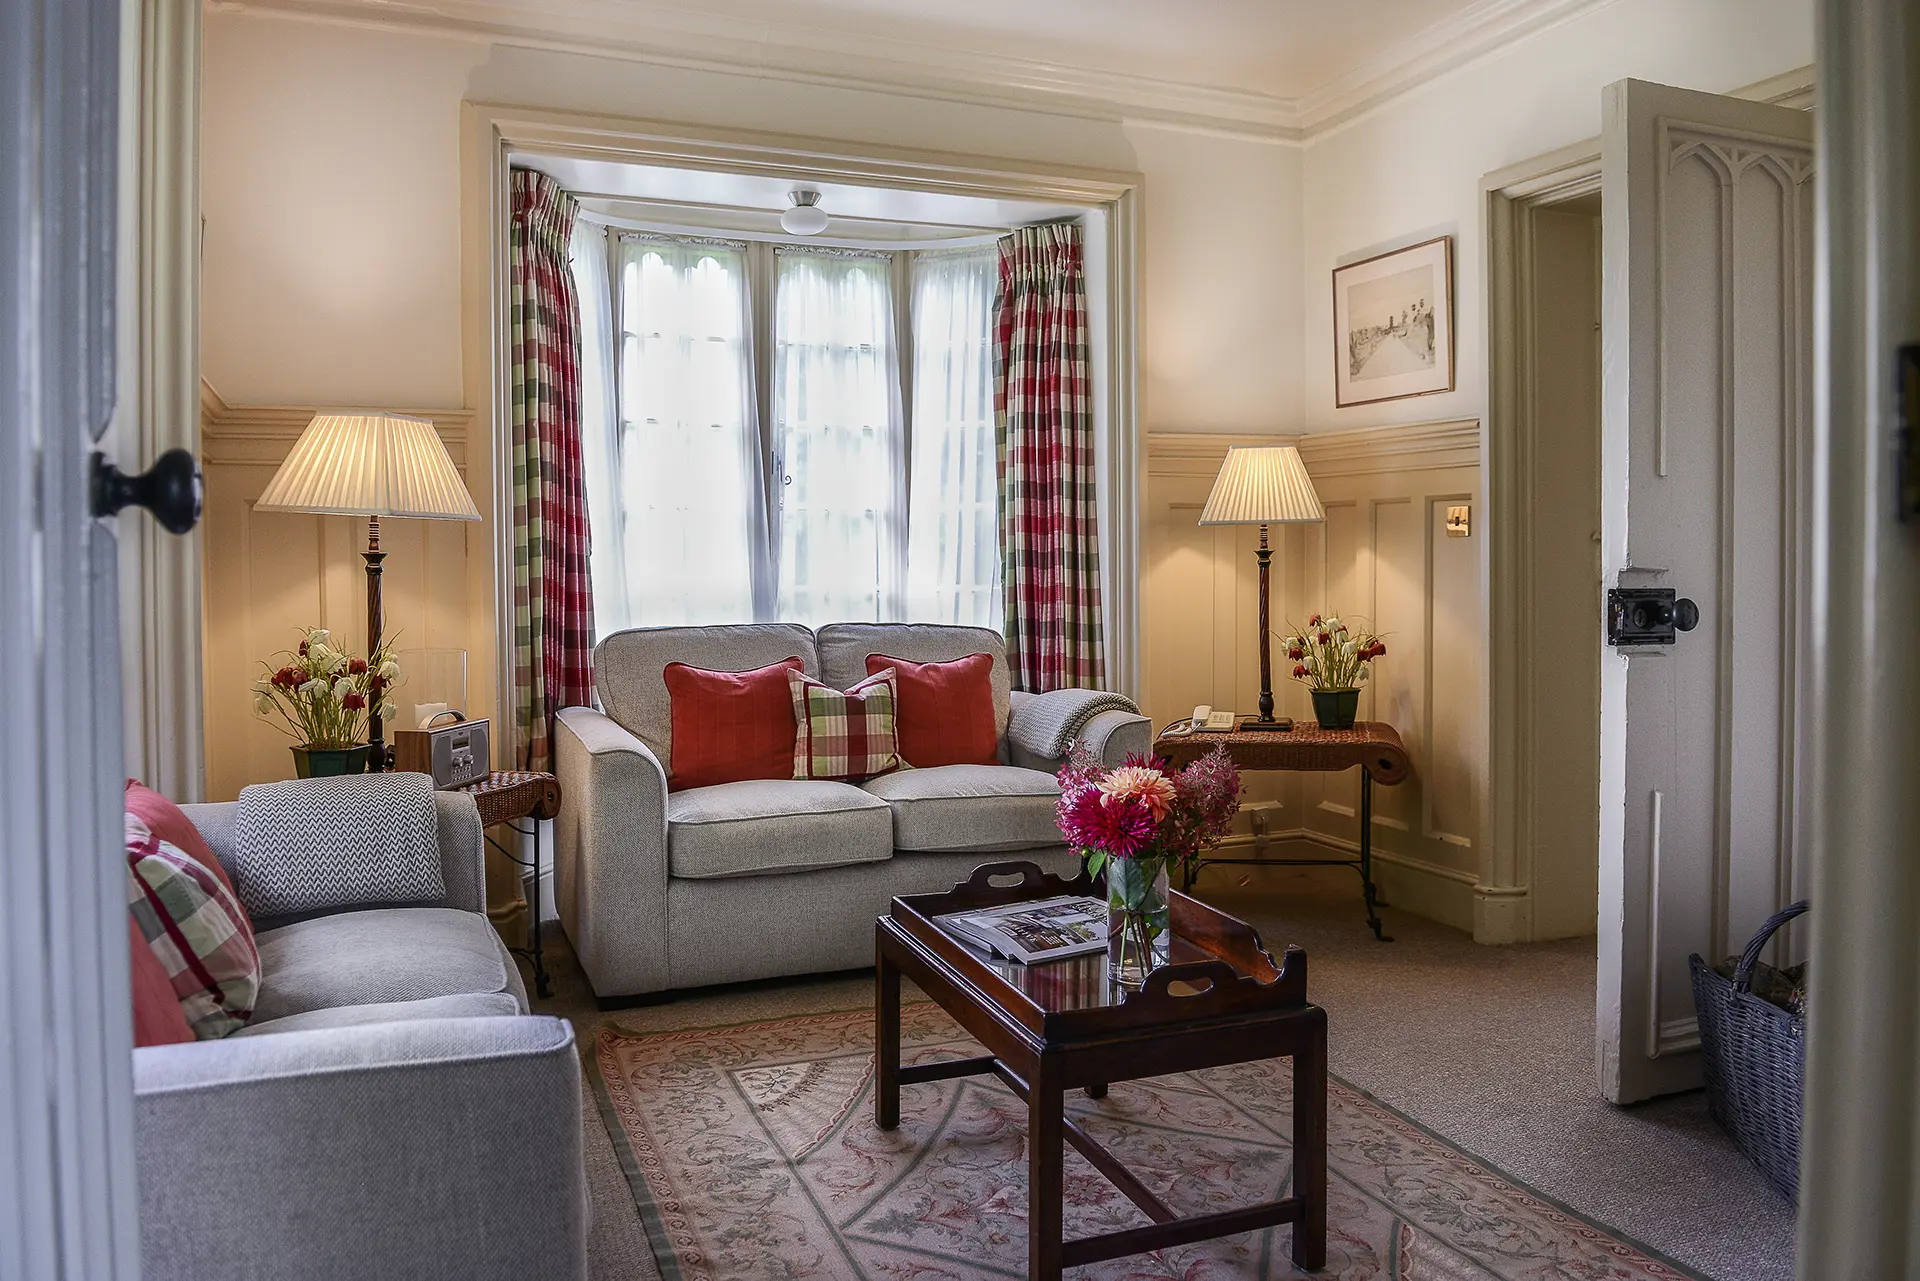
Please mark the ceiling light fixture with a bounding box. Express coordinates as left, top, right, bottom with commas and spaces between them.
780, 189, 830, 236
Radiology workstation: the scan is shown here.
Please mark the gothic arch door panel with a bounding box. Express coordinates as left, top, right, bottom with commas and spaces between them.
1597, 78, 1814, 1104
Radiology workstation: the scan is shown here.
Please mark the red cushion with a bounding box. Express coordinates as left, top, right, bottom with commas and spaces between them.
125, 778, 240, 904
128, 914, 192, 1047
866, 652, 999, 768
663, 657, 805, 791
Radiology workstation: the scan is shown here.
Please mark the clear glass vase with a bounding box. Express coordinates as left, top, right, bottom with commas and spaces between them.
1106, 856, 1172, 989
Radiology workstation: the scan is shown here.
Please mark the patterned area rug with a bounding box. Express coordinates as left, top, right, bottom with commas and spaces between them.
592, 1003, 1700, 1280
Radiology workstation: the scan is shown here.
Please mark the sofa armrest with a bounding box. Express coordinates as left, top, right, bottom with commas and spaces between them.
133, 1016, 585, 1281
554, 705, 671, 997
1006, 690, 1153, 772
180, 790, 488, 919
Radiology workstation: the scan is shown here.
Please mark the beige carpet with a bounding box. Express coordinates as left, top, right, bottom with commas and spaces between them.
528, 864, 1796, 1281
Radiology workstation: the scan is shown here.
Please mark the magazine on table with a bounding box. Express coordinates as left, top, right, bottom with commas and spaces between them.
934, 895, 1108, 965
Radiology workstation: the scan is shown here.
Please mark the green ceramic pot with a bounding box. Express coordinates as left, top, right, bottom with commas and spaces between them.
291, 745, 371, 778
1310, 689, 1360, 730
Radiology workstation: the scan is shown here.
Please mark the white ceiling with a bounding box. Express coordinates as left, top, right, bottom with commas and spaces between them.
227, 0, 1603, 137
619, 0, 1486, 101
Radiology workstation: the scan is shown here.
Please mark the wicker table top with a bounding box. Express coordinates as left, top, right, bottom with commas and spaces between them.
452, 770, 563, 827
1153, 720, 1411, 785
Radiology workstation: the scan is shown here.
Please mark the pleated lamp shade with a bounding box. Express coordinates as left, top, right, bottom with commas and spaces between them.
255, 413, 480, 520
1198, 444, 1325, 525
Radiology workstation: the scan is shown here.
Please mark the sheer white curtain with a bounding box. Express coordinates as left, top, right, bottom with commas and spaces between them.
569, 217, 627, 640
772, 248, 904, 626
611, 234, 767, 627
905, 246, 1001, 628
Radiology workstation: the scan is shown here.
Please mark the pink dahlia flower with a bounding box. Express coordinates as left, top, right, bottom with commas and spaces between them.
1096, 764, 1176, 823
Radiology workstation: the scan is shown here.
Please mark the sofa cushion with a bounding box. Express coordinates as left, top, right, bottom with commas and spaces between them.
128, 913, 193, 1047
860, 765, 1064, 852
790, 667, 902, 782
816, 623, 1011, 743
866, 652, 999, 768
250, 907, 516, 1024
663, 657, 806, 790
127, 778, 243, 905
666, 780, 894, 879
127, 814, 261, 1039
596, 623, 820, 761
233, 991, 523, 1037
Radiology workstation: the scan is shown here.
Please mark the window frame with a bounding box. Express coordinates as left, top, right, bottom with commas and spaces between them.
600, 229, 999, 630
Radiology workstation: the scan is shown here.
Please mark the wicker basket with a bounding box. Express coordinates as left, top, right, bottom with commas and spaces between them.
1688, 900, 1808, 1201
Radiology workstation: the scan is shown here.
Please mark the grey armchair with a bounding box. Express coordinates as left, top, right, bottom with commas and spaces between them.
135, 791, 587, 1281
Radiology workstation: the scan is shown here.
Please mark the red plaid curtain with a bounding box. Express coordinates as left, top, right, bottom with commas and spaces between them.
509, 169, 594, 772
992, 223, 1105, 692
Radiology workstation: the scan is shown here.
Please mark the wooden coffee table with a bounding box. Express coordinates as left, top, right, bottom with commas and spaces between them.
875, 861, 1327, 1279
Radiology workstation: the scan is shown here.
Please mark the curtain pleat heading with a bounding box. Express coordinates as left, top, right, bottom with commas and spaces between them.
509, 168, 595, 772
992, 222, 1105, 692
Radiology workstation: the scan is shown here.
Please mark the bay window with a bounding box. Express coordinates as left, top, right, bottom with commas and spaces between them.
575, 226, 999, 637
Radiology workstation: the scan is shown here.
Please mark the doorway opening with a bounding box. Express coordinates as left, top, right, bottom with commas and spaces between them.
1485, 147, 1604, 948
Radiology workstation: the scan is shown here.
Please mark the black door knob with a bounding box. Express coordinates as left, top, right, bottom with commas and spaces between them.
90, 448, 202, 535
1673, 598, 1700, 632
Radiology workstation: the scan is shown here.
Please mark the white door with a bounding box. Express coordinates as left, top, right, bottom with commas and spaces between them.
1, 0, 166, 1274
1596, 79, 1814, 1104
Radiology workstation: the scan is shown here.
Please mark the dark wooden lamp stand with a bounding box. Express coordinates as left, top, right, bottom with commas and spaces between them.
362, 515, 388, 770
1245, 523, 1290, 730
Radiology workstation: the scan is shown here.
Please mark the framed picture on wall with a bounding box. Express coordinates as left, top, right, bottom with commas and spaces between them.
1332, 235, 1455, 408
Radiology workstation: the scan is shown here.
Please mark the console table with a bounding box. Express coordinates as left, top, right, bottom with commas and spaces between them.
1154, 720, 1410, 941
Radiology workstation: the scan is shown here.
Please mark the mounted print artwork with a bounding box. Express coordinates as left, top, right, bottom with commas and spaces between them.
1333, 235, 1455, 408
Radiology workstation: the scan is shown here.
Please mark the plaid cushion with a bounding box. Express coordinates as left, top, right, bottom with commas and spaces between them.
126, 812, 261, 1039
790, 668, 902, 783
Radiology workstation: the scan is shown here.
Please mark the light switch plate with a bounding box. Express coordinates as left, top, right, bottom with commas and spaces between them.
1445, 505, 1471, 537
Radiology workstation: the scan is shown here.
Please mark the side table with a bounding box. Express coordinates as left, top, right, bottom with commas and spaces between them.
1155, 720, 1410, 941
455, 770, 563, 998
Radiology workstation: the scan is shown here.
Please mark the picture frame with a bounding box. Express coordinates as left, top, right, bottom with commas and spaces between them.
1332, 235, 1455, 408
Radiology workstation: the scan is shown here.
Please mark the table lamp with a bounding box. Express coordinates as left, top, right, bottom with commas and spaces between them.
255, 412, 481, 768
1198, 444, 1326, 730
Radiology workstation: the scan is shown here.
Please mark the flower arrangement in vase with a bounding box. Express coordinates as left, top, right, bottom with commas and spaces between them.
1283, 612, 1385, 729
1055, 745, 1241, 988
253, 627, 402, 777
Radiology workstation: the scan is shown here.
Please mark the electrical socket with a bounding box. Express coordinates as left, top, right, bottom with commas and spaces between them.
1244, 801, 1280, 853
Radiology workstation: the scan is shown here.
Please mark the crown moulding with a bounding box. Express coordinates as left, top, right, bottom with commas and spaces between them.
207, 0, 1620, 144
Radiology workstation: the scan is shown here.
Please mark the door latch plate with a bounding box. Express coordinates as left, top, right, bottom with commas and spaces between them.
1607, 587, 1699, 646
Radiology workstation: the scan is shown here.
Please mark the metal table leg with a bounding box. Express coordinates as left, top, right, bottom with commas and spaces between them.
490, 818, 551, 999
1357, 771, 1392, 942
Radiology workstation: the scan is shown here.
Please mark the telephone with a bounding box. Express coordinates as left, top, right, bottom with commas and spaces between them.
1191, 705, 1237, 732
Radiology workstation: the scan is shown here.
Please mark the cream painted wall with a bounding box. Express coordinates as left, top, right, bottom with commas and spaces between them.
196, 5, 1814, 942
200, 12, 1303, 427
1299, 0, 1813, 433
196, 9, 1304, 799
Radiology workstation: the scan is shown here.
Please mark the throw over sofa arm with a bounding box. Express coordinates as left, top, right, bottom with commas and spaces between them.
134, 1016, 585, 1281
553, 704, 671, 996
178, 791, 487, 923
1006, 689, 1153, 772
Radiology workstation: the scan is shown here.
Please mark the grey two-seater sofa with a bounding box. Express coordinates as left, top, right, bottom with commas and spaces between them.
135, 791, 588, 1281
555, 622, 1151, 1000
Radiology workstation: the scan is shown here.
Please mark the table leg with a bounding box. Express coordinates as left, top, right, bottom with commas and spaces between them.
1357, 772, 1392, 942
1084, 1082, 1108, 1100
1292, 1018, 1328, 1270
875, 940, 901, 1131
529, 819, 550, 998
1028, 1056, 1065, 1281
